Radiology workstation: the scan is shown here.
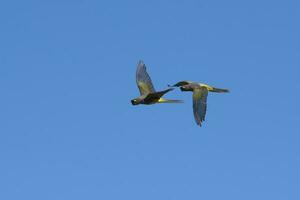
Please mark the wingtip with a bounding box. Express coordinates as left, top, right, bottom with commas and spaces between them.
137, 60, 145, 66
196, 121, 203, 127
168, 82, 183, 88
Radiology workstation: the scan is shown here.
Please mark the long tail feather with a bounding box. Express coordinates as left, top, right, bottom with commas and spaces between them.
158, 98, 183, 103
210, 87, 230, 93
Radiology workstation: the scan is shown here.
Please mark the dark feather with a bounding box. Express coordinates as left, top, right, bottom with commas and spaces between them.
192, 87, 208, 126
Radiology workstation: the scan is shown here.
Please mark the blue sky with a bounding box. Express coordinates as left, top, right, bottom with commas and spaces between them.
0, 0, 299, 199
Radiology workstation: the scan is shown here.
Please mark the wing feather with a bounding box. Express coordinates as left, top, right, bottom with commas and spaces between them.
136, 61, 156, 95
143, 88, 174, 103
192, 87, 208, 126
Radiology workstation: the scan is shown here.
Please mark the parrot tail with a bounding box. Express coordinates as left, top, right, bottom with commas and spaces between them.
210, 87, 230, 93
158, 98, 183, 103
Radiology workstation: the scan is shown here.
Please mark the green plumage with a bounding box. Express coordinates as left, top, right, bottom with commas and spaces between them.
131, 61, 182, 105
171, 80, 229, 126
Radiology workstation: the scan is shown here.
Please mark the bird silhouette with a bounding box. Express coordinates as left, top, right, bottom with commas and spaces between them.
131, 61, 182, 105
170, 81, 229, 126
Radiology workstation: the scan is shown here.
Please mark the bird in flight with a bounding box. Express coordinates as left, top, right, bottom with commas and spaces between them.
170, 81, 229, 126
131, 61, 182, 105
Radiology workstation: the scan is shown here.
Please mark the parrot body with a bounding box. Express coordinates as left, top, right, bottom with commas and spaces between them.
131, 61, 182, 105
171, 81, 229, 126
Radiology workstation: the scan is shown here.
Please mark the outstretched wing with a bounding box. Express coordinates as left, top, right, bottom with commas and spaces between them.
136, 61, 156, 95
192, 87, 208, 126
143, 88, 174, 102
171, 81, 192, 87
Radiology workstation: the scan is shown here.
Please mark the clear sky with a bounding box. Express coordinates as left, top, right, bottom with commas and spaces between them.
0, 0, 299, 199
